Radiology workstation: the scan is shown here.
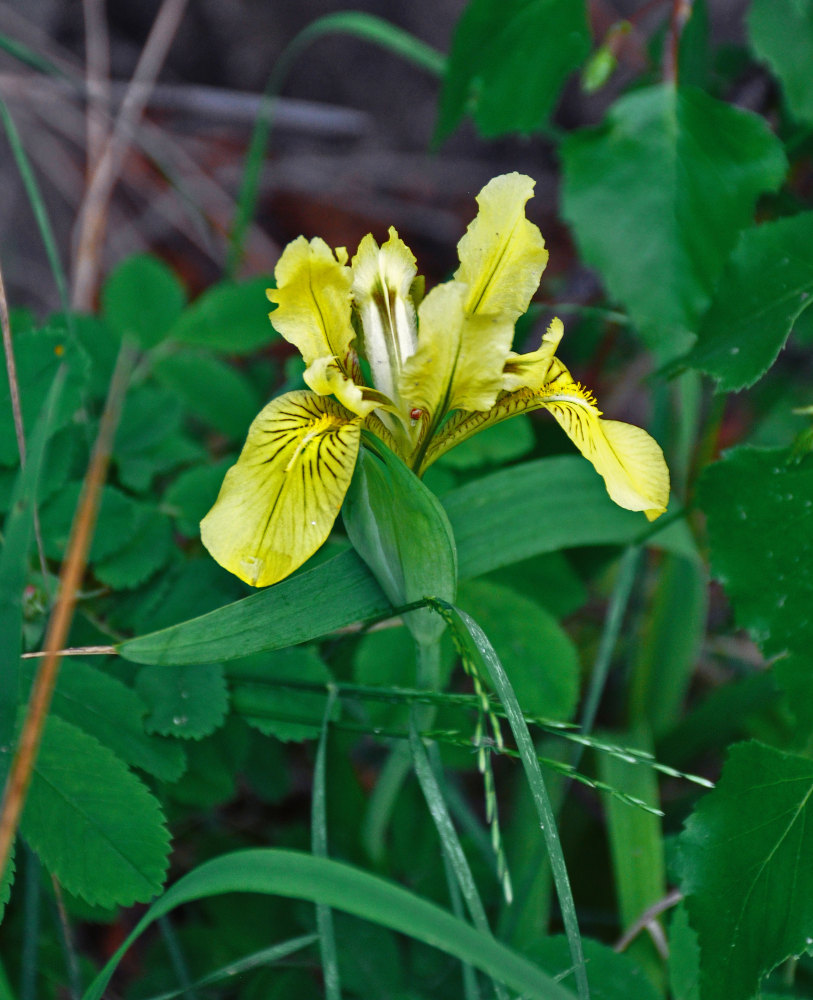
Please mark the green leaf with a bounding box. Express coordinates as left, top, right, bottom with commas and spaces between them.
0, 847, 14, 925
229, 647, 333, 742
136, 662, 228, 740
435, 0, 590, 142
683, 213, 813, 390
458, 580, 579, 721
29, 658, 186, 782
93, 505, 174, 589
0, 369, 65, 750
168, 277, 275, 354
561, 85, 786, 353
0, 325, 86, 466
152, 351, 262, 439
119, 456, 695, 666
21, 715, 170, 907
83, 848, 579, 1000
167, 717, 249, 808
748, 0, 813, 126
698, 446, 813, 733
533, 935, 661, 1000
668, 903, 700, 1000
343, 435, 457, 643
101, 254, 186, 349
39, 483, 139, 563
164, 459, 234, 537
437, 414, 535, 470
677, 740, 813, 1000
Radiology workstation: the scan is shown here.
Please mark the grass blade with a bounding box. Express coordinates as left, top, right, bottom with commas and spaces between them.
82, 849, 578, 1000
313, 688, 341, 1000
428, 600, 590, 1000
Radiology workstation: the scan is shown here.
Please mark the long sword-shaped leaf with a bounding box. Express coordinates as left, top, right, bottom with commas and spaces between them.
120, 456, 692, 665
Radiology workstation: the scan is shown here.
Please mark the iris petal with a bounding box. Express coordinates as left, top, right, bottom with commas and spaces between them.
200, 390, 361, 587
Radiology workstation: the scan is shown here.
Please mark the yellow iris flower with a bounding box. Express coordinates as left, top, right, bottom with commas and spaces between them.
201, 173, 669, 587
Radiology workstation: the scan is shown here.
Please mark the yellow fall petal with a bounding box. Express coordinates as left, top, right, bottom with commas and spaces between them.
266, 236, 355, 369
537, 362, 670, 519
200, 390, 361, 587
455, 172, 549, 321
401, 282, 514, 422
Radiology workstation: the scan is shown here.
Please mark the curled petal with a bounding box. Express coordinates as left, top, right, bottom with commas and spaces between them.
455, 173, 549, 321
267, 237, 355, 370
537, 362, 670, 520
304, 355, 394, 419
502, 317, 563, 391
201, 391, 361, 587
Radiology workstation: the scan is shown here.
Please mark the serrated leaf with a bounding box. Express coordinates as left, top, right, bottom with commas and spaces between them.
458, 580, 579, 721
0, 846, 14, 924
435, 0, 590, 142
27, 658, 186, 782
677, 740, 813, 1000
668, 903, 700, 1000
164, 459, 234, 537
698, 447, 813, 732
684, 213, 813, 390
229, 647, 333, 742
561, 84, 786, 354
152, 351, 262, 439
94, 505, 174, 589
167, 717, 249, 807
168, 276, 275, 353
748, 0, 813, 126
21, 715, 170, 907
532, 934, 660, 1000
136, 662, 228, 739
0, 325, 87, 465
39, 483, 138, 563
101, 254, 185, 349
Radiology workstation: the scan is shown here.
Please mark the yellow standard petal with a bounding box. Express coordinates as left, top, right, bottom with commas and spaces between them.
351, 228, 418, 404
267, 236, 355, 372
200, 390, 361, 587
455, 172, 549, 321
536, 360, 670, 520
501, 317, 563, 391
400, 282, 514, 423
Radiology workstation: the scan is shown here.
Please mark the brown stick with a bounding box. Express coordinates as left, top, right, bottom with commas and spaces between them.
71, 0, 189, 310
82, 0, 112, 179
663, 0, 696, 85
0, 339, 136, 883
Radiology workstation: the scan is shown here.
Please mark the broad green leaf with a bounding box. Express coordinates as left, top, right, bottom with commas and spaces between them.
229, 647, 333, 742
101, 254, 185, 349
698, 447, 813, 733
21, 715, 170, 907
683, 213, 813, 390
0, 325, 87, 465
677, 740, 813, 1000
458, 580, 579, 721
343, 435, 457, 643
435, 0, 590, 142
119, 456, 695, 666
0, 369, 65, 750
93, 505, 174, 589
27, 658, 186, 782
561, 85, 786, 353
167, 276, 275, 354
748, 0, 813, 126
83, 848, 578, 1000
152, 350, 262, 439
136, 662, 228, 739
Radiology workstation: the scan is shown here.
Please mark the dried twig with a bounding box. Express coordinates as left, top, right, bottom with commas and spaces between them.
71, 0, 189, 309
614, 888, 683, 955
82, 0, 111, 178
663, 0, 696, 85
0, 339, 135, 883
